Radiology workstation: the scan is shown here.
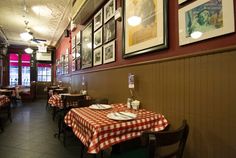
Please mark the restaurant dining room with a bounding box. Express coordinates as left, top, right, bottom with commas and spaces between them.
0, 0, 236, 158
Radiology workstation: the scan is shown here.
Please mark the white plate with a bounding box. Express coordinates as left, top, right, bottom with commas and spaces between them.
107, 112, 137, 121
89, 104, 112, 110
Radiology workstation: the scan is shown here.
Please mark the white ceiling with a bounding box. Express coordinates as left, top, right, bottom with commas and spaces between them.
0, 0, 76, 47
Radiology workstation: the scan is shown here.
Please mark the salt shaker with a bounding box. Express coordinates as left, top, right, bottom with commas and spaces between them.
127, 98, 132, 108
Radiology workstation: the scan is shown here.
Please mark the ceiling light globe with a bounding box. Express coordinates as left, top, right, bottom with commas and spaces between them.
25, 47, 33, 54
20, 32, 33, 41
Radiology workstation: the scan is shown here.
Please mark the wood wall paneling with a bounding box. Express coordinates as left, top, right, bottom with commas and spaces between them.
61, 50, 236, 158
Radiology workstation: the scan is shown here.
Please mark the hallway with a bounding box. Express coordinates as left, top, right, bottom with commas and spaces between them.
0, 100, 84, 158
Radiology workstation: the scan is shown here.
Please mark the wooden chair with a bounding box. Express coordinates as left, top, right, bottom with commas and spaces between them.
56, 95, 86, 146
0, 91, 13, 122
111, 120, 189, 158
45, 86, 58, 110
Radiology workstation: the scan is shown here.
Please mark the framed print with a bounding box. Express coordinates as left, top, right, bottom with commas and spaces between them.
72, 60, 76, 71
72, 36, 76, 48
104, 0, 116, 23
94, 8, 103, 31
179, 0, 235, 46
76, 58, 81, 70
178, 0, 188, 5
76, 31, 81, 44
93, 47, 103, 66
81, 22, 93, 69
123, 0, 168, 58
94, 27, 103, 48
103, 40, 115, 64
104, 18, 116, 43
72, 47, 76, 60
76, 45, 81, 59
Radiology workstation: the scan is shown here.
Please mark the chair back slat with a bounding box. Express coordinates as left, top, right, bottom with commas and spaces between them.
144, 120, 189, 158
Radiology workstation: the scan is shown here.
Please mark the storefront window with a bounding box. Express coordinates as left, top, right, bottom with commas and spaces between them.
37, 63, 51, 82
9, 54, 19, 86
21, 54, 31, 86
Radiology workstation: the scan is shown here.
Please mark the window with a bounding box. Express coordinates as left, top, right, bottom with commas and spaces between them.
9, 54, 19, 86
37, 63, 51, 82
21, 54, 31, 86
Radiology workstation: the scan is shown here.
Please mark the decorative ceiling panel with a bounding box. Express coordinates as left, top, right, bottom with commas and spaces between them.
0, 0, 74, 47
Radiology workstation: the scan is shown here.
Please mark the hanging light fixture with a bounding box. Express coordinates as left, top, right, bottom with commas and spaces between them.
25, 47, 33, 54
20, 32, 33, 41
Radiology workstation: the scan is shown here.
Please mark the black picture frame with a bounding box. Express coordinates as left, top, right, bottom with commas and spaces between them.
104, 18, 116, 44
81, 22, 93, 69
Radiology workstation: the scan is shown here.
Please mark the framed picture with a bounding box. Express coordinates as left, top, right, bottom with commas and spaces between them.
93, 47, 103, 66
122, 0, 168, 58
178, 0, 188, 5
72, 47, 76, 60
76, 45, 81, 59
76, 58, 81, 70
76, 31, 81, 45
94, 8, 103, 31
72, 60, 76, 71
104, 18, 116, 43
81, 22, 93, 69
179, 0, 235, 46
72, 36, 76, 48
103, 40, 115, 64
94, 27, 103, 48
104, 0, 116, 23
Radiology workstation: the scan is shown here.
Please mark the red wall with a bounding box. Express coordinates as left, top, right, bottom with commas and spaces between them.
56, 0, 236, 74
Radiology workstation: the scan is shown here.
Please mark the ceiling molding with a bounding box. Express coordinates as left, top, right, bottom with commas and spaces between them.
73, 0, 106, 25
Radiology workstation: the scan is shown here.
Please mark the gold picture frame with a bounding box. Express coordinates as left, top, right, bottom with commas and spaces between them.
123, 0, 168, 58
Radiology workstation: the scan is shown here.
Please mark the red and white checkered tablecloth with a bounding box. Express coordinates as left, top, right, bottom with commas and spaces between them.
64, 103, 168, 154
48, 94, 64, 109
0, 95, 10, 107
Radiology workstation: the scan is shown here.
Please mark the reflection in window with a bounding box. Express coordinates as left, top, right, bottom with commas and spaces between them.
37, 63, 51, 82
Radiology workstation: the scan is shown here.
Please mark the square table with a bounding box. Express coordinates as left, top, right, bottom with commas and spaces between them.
64, 103, 168, 154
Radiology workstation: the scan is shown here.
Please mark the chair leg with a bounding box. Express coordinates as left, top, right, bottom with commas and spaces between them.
63, 124, 66, 146
7, 105, 12, 123
52, 107, 56, 121
81, 145, 84, 158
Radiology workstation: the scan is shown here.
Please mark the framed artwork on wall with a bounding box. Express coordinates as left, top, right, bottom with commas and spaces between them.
104, 0, 116, 23
94, 27, 103, 48
94, 8, 103, 31
72, 60, 76, 71
122, 0, 168, 58
178, 0, 188, 5
93, 47, 103, 66
81, 22, 93, 69
76, 58, 81, 70
179, 0, 235, 46
72, 47, 76, 60
72, 36, 76, 48
103, 40, 115, 64
76, 31, 81, 45
104, 18, 115, 44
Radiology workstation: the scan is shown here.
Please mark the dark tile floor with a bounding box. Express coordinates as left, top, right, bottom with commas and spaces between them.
0, 99, 104, 158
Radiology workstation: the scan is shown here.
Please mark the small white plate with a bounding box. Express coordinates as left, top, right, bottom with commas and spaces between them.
89, 104, 112, 110
107, 112, 137, 121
